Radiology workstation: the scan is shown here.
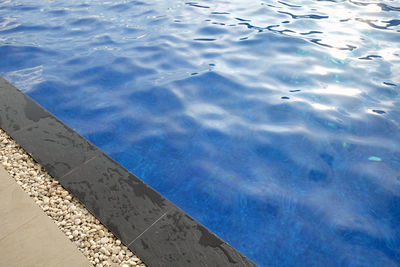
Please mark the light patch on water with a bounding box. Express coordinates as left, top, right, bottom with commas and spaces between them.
5, 65, 43, 93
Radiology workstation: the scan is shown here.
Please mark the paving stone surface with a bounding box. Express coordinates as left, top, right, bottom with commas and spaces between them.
0, 166, 91, 267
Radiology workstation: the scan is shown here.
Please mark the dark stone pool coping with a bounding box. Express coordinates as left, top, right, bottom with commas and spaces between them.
0, 76, 257, 267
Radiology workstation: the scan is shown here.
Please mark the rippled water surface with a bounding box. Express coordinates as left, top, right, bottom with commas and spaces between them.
1, 0, 400, 265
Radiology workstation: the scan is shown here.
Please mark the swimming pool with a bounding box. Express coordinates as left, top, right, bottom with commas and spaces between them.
1, 0, 400, 266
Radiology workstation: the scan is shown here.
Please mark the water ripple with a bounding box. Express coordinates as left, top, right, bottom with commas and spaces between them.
1, 0, 400, 266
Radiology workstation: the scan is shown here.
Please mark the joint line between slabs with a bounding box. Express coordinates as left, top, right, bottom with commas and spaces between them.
59, 155, 98, 179
127, 211, 169, 247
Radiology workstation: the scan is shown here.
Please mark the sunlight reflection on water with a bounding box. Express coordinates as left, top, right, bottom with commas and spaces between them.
1, 0, 400, 266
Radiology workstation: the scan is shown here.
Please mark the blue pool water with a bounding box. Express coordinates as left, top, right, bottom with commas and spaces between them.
1, 0, 400, 265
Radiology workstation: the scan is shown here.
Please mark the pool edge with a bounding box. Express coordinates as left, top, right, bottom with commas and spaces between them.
0, 76, 257, 267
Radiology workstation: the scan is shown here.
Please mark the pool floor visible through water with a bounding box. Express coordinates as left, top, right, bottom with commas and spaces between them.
1, 0, 400, 266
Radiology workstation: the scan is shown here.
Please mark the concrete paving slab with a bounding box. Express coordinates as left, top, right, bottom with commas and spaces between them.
0, 166, 91, 267
0, 166, 14, 191
0, 183, 39, 240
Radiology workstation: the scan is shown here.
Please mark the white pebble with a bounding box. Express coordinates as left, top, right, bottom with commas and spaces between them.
99, 230, 105, 237
112, 246, 121, 255
100, 247, 111, 256
72, 230, 79, 237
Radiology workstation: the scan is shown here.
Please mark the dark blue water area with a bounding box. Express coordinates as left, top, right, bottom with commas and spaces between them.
1, 0, 400, 266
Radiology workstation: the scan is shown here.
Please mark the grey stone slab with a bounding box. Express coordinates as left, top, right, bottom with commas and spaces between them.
129, 207, 257, 267
0, 77, 50, 134
60, 153, 174, 244
11, 116, 98, 178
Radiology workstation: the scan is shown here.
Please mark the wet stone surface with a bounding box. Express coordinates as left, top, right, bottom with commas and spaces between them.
0, 77, 50, 134
11, 116, 98, 178
60, 153, 174, 245
129, 207, 257, 267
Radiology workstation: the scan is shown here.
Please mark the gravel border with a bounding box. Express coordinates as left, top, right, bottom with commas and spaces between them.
0, 128, 146, 267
